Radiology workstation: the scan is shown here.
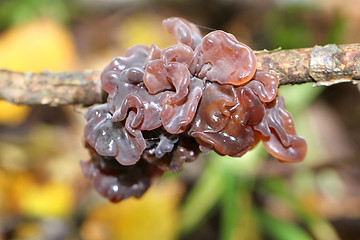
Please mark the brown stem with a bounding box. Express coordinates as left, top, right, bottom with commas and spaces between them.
1, 44, 359, 107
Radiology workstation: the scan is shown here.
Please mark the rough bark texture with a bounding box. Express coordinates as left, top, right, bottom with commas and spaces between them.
0, 44, 359, 107
0, 69, 102, 106
256, 43, 360, 86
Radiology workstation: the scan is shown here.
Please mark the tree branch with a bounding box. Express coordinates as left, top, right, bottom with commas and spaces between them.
1, 44, 359, 107
0, 69, 102, 107
256, 43, 360, 86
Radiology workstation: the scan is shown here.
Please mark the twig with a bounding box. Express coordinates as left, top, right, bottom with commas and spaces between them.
1, 44, 359, 107
0, 70, 101, 107
256, 43, 360, 86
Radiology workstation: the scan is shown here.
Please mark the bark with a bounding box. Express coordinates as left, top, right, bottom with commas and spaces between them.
0, 70, 102, 107
0, 43, 359, 107
256, 43, 360, 86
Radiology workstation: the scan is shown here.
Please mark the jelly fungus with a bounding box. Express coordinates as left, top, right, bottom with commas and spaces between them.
82, 17, 307, 202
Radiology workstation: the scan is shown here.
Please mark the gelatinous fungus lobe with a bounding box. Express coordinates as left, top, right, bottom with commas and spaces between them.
191, 30, 257, 86
256, 97, 307, 162
162, 17, 202, 49
101, 45, 164, 132
80, 146, 163, 202
82, 16, 307, 202
189, 81, 262, 158
83, 104, 146, 166
144, 43, 203, 134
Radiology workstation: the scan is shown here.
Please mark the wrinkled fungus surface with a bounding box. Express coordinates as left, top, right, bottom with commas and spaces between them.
83, 17, 307, 202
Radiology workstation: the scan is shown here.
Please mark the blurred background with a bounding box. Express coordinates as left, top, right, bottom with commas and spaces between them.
0, 0, 359, 239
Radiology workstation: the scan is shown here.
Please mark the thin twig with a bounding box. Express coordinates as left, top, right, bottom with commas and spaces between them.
0, 69, 101, 107
256, 43, 360, 86
1, 43, 359, 107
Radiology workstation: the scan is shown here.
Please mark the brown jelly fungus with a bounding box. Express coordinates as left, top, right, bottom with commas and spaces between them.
82, 17, 307, 202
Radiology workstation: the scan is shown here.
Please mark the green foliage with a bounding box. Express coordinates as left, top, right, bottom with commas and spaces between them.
179, 158, 227, 235
326, 13, 346, 44
0, 0, 72, 30
261, 177, 340, 240
264, 6, 316, 49
264, 4, 345, 49
257, 209, 312, 240
278, 82, 324, 115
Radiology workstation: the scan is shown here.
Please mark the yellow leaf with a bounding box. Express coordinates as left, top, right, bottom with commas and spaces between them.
82, 180, 184, 240
118, 14, 176, 50
0, 18, 78, 72
0, 169, 12, 214
0, 101, 30, 126
12, 175, 74, 218
0, 18, 78, 125
13, 222, 41, 239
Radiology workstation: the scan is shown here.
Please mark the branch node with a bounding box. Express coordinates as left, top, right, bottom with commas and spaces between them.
310, 44, 360, 86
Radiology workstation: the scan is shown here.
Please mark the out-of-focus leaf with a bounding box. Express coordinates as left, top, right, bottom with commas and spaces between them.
220, 171, 261, 240
0, 0, 70, 30
0, 169, 12, 215
179, 157, 226, 235
21, 182, 74, 218
13, 221, 41, 240
218, 146, 263, 240
265, 6, 315, 49
257, 209, 312, 240
262, 177, 340, 240
232, 189, 261, 240
0, 18, 78, 126
278, 84, 324, 115
0, 18, 78, 72
11, 174, 74, 218
326, 13, 345, 44
82, 180, 183, 240
220, 166, 237, 240
0, 142, 28, 172
315, 168, 345, 200
0, 101, 30, 126
117, 14, 176, 50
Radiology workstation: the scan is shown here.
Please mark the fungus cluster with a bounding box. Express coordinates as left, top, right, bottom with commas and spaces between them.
81, 17, 307, 202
